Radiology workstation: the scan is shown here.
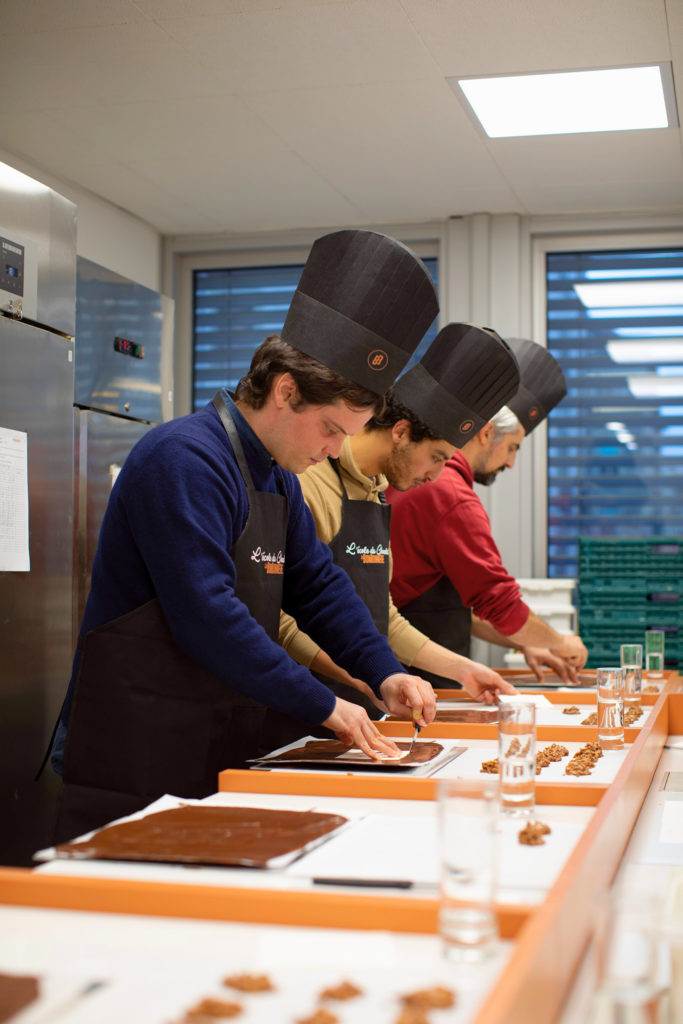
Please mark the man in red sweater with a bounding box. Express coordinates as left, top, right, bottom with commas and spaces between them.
388, 338, 588, 685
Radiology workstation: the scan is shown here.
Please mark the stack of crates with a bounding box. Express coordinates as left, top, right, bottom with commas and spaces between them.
578, 537, 683, 670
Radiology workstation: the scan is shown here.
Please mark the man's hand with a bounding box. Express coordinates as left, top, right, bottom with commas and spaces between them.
549, 634, 588, 670
455, 659, 518, 703
378, 673, 437, 726
322, 698, 400, 760
522, 646, 578, 684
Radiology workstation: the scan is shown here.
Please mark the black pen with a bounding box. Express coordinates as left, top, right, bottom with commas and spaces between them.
312, 877, 417, 889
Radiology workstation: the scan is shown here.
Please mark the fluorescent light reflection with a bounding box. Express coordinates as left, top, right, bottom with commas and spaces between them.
627, 375, 683, 398
616, 326, 683, 337
575, 281, 683, 308
587, 307, 683, 319
586, 269, 683, 280
607, 340, 683, 363
456, 65, 671, 138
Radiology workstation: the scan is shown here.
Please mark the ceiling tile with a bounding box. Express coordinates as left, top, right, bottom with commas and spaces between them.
403, 0, 671, 76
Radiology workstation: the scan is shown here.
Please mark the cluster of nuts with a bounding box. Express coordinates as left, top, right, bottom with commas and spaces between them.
224, 975, 274, 993
173, 974, 276, 1022
480, 758, 499, 774
181, 996, 244, 1020
396, 986, 456, 1024
565, 742, 603, 776
518, 820, 552, 846
562, 705, 581, 715
624, 706, 643, 726
535, 744, 569, 774
580, 712, 598, 726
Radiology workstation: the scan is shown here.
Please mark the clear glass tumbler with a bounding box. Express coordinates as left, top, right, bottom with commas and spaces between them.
620, 644, 643, 708
596, 667, 625, 750
645, 630, 665, 679
497, 701, 536, 817
438, 777, 498, 963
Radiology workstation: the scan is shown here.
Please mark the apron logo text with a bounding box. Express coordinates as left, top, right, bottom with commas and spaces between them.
345, 541, 388, 565
251, 546, 286, 573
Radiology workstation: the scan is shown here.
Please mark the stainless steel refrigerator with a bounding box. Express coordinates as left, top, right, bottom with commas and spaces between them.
0, 165, 76, 864
72, 258, 174, 637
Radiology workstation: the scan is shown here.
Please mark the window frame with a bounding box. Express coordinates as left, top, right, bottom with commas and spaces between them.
531, 227, 683, 577
173, 228, 441, 418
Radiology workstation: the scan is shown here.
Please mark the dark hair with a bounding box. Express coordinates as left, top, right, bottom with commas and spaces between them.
235, 335, 384, 415
364, 385, 441, 442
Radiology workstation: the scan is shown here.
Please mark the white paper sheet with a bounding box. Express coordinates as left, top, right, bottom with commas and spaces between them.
497, 694, 553, 708
286, 813, 585, 903
660, 801, 683, 844
0, 426, 29, 571
0, 908, 510, 1024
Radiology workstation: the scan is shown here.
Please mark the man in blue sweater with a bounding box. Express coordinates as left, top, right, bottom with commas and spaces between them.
51, 229, 442, 840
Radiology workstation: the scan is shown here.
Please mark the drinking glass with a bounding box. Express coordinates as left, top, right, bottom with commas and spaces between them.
592, 891, 665, 1024
645, 630, 665, 678
620, 644, 643, 708
438, 777, 498, 962
596, 667, 625, 750
497, 701, 536, 817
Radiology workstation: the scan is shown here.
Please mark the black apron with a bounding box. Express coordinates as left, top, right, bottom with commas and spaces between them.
260, 458, 390, 752
400, 576, 471, 687
56, 394, 288, 841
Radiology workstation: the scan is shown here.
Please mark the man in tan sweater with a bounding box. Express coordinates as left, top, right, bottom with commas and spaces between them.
276, 323, 522, 719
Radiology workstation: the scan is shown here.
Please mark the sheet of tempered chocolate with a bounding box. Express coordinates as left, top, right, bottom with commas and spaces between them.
53, 803, 348, 868
388, 702, 499, 725
0, 972, 39, 1023
500, 669, 596, 688
249, 738, 451, 769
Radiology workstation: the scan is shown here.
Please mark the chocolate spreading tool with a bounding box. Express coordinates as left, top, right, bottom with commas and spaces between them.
407, 708, 422, 754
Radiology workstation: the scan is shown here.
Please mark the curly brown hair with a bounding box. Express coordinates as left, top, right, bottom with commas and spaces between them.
363, 385, 441, 442
235, 335, 385, 414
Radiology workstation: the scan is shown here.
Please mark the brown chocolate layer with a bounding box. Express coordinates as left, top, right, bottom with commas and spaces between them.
55, 805, 347, 867
388, 708, 497, 724
434, 708, 498, 724
265, 739, 443, 766
0, 973, 40, 1023
503, 672, 593, 685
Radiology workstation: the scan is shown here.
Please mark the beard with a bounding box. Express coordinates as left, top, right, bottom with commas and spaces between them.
384, 444, 418, 491
474, 466, 505, 487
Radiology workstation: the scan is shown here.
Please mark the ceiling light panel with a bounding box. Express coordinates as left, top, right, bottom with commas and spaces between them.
453, 65, 675, 138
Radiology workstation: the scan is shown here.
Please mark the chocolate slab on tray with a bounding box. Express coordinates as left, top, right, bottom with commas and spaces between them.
0, 972, 40, 1024
501, 670, 594, 687
54, 804, 348, 868
249, 738, 445, 769
389, 705, 499, 724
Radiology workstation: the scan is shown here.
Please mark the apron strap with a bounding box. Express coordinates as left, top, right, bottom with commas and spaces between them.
212, 391, 288, 498
212, 392, 256, 494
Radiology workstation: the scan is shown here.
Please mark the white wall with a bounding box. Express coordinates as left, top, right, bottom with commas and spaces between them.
0, 147, 163, 291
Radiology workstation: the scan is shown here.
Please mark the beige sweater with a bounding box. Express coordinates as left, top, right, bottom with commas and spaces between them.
279, 437, 428, 668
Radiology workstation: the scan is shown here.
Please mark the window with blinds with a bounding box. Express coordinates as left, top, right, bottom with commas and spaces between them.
546, 247, 683, 578
192, 259, 439, 412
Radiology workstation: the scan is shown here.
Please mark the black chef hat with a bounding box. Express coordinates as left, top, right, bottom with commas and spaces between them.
505, 338, 567, 434
281, 230, 439, 395
392, 323, 521, 447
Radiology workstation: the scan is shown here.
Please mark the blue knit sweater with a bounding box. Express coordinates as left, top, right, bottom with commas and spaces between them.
55, 392, 403, 764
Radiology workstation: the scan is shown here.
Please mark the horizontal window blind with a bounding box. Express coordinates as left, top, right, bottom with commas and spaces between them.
192, 259, 439, 411
546, 247, 683, 577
